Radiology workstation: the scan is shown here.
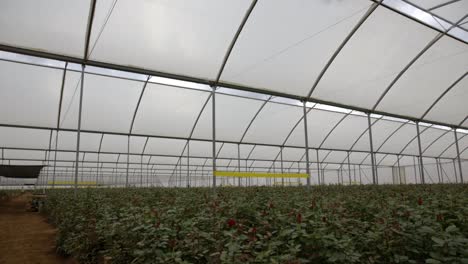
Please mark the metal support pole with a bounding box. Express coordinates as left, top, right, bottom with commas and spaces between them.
316, 149, 321, 185
454, 130, 464, 183
211, 88, 217, 189
140, 155, 143, 187
187, 140, 190, 188
452, 159, 458, 183
436, 158, 441, 183
126, 135, 130, 187
347, 151, 352, 185
280, 147, 284, 186
397, 155, 401, 184
416, 122, 425, 184
367, 114, 376, 184
302, 102, 311, 187
237, 144, 241, 187
413, 156, 418, 184
359, 164, 362, 185
74, 65, 85, 196
51, 130, 59, 189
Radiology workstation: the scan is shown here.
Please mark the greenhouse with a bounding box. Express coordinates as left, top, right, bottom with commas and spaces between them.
0, 0, 467, 263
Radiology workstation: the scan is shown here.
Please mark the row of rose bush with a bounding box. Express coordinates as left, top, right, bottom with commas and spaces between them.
43, 184, 468, 263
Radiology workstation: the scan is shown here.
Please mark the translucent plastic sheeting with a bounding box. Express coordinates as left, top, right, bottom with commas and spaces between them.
321, 114, 369, 150
425, 76, 468, 125
144, 138, 186, 156
55, 151, 84, 162
100, 134, 128, 153
81, 73, 143, 133
377, 36, 468, 120
221, 0, 370, 97
58, 70, 83, 129
132, 83, 210, 138
56, 131, 102, 152
243, 102, 302, 144
406, 0, 448, 9
442, 132, 468, 158
353, 118, 399, 151
188, 140, 213, 158
376, 154, 397, 166
281, 147, 307, 162
239, 144, 255, 159
188, 97, 212, 140
419, 127, 452, 155
348, 152, 372, 165
0, 0, 90, 57
379, 123, 419, 154
216, 143, 240, 159
216, 94, 263, 142
0, 127, 50, 149
95, 153, 118, 163
401, 125, 445, 155
89, 0, 251, 79
320, 150, 348, 164
288, 109, 344, 147
0, 61, 63, 127
248, 145, 280, 160
432, 0, 468, 24
129, 136, 147, 154
4, 150, 45, 160
313, 7, 437, 109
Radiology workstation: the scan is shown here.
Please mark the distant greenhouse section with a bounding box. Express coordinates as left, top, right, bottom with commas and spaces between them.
0, 0, 467, 189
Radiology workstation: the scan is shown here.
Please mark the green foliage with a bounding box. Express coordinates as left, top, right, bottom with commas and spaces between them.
42, 184, 468, 263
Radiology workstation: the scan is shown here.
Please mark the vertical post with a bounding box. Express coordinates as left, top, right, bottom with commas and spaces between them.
413, 156, 418, 184
316, 149, 321, 185
52, 130, 59, 189
126, 135, 130, 187
74, 65, 85, 197
237, 144, 241, 187
211, 88, 217, 189
438, 159, 444, 183
347, 151, 352, 185
454, 129, 464, 183
397, 155, 401, 184
353, 164, 356, 183
367, 114, 376, 184
452, 159, 458, 183
44, 130, 53, 193
187, 140, 190, 188
358, 164, 362, 185
435, 158, 441, 183
280, 147, 284, 187
416, 122, 425, 184
140, 155, 143, 187
302, 102, 311, 188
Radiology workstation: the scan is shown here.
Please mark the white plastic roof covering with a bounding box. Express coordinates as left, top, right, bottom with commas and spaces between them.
0, 0, 467, 186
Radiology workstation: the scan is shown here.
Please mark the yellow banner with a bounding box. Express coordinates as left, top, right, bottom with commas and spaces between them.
47, 181, 97, 185
214, 171, 308, 178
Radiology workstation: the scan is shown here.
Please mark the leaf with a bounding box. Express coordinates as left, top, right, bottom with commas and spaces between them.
426, 259, 442, 264
431, 237, 445, 246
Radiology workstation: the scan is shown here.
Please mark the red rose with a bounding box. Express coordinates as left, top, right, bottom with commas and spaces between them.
228, 218, 236, 227
296, 213, 302, 223
418, 197, 423, 205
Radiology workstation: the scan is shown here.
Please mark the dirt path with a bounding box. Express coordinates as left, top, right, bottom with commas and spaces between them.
0, 193, 72, 264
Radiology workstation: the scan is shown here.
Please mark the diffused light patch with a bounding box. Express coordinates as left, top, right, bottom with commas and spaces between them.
216, 87, 270, 101
0, 51, 65, 68
315, 104, 352, 114
431, 125, 452, 131
149, 76, 210, 92
85, 66, 147, 81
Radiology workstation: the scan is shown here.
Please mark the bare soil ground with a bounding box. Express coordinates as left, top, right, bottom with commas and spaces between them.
0, 193, 74, 264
